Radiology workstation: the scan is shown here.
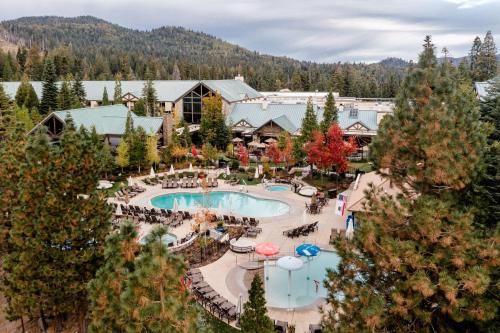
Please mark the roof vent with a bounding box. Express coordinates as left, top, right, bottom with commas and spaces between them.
262, 100, 270, 110
234, 74, 244, 82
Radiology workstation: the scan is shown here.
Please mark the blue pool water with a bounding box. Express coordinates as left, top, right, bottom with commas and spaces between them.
151, 191, 289, 217
265, 251, 340, 309
266, 185, 289, 192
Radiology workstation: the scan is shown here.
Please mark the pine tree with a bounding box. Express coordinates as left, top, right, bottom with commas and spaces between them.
88, 221, 140, 333
172, 63, 182, 80
181, 122, 192, 148
2, 52, 13, 81
290, 69, 303, 91
199, 93, 229, 149
116, 138, 130, 171
124, 110, 135, 140
72, 74, 86, 106
299, 97, 318, 143
57, 77, 74, 111
331, 66, 345, 95
239, 274, 274, 333
129, 126, 147, 172
102, 87, 110, 106
323, 37, 497, 332
320, 91, 337, 134
39, 58, 58, 115
120, 226, 201, 332
15, 75, 39, 111
142, 74, 157, 116
133, 98, 146, 116
113, 73, 123, 105
0, 83, 15, 138
476, 31, 498, 81
2, 121, 111, 331
24, 44, 44, 80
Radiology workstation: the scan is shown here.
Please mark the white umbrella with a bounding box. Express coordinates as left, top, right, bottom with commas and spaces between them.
346, 219, 354, 240
189, 163, 193, 172
127, 176, 134, 187
226, 165, 231, 176
150, 167, 155, 178
115, 204, 122, 216
254, 167, 259, 179
169, 165, 175, 175
277, 256, 304, 309
173, 198, 179, 212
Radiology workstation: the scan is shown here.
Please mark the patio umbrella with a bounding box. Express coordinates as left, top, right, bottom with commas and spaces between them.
296, 244, 321, 280
346, 218, 354, 240
115, 204, 122, 216
254, 167, 259, 179
226, 165, 231, 176
248, 141, 265, 148
150, 167, 155, 178
276, 256, 304, 308
255, 242, 280, 280
169, 164, 175, 175
265, 138, 278, 144
189, 163, 193, 172
173, 198, 179, 212
127, 176, 134, 187
232, 137, 243, 143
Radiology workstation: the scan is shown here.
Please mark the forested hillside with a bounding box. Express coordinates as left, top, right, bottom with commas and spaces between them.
0, 16, 405, 97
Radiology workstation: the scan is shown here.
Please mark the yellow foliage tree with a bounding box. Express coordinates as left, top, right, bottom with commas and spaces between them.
146, 135, 160, 168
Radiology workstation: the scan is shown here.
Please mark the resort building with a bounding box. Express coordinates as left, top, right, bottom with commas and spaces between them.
228, 102, 391, 158
2, 77, 262, 124
474, 77, 499, 99
28, 104, 168, 146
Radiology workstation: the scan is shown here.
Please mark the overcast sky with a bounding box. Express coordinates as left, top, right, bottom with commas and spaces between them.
0, 0, 499, 63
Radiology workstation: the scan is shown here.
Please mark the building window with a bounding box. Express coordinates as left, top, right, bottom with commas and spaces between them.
183, 84, 213, 124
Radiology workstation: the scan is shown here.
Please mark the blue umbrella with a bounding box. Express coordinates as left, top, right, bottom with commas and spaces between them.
296, 243, 321, 280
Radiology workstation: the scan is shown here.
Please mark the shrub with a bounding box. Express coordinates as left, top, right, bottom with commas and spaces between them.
238, 167, 245, 173
248, 167, 256, 174
230, 159, 240, 170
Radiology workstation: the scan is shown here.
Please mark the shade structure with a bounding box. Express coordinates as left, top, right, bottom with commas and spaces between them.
127, 176, 134, 187
115, 204, 122, 216
255, 242, 279, 256
173, 198, 179, 212
169, 164, 175, 175
150, 167, 155, 177
226, 165, 231, 176
265, 138, 278, 144
189, 163, 193, 172
254, 167, 259, 179
346, 218, 354, 240
296, 244, 321, 257
277, 256, 304, 308
232, 137, 244, 143
256, 242, 279, 281
277, 256, 304, 271
248, 141, 266, 148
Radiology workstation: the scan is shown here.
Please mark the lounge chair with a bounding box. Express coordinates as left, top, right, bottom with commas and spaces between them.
274, 320, 288, 333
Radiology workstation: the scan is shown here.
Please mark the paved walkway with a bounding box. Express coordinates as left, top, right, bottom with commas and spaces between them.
111, 170, 347, 333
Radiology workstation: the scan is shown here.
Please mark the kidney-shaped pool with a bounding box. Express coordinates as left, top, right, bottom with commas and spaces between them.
151, 191, 290, 218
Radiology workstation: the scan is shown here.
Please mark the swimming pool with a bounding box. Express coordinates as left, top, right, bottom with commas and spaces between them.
265, 251, 340, 309
151, 191, 290, 217
139, 233, 177, 246
266, 185, 289, 192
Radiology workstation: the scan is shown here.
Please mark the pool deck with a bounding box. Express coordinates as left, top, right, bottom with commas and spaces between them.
112, 171, 346, 333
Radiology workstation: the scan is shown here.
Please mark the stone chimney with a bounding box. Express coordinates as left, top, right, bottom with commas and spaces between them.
162, 111, 173, 146
234, 74, 244, 82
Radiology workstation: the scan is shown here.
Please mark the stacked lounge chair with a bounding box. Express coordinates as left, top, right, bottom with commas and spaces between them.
282, 221, 319, 238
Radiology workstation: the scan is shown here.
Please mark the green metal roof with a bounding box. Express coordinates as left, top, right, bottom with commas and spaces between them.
1, 79, 261, 103
228, 103, 379, 133
52, 105, 162, 135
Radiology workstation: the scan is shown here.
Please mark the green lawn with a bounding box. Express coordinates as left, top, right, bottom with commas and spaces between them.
348, 161, 373, 173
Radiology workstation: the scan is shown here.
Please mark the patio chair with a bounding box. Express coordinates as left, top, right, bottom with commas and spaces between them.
223, 215, 230, 223
242, 217, 249, 225
274, 320, 288, 333
249, 217, 258, 226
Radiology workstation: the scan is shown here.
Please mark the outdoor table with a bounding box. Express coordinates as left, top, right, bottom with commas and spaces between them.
190, 276, 203, 284
212, 296, 226, 305
204, 291, 219, 299
220, 301, 234, 310
198, 286, 214, 293
192, 281, 208, 289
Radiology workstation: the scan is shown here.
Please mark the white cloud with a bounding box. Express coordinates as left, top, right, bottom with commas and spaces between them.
443, 0, 499, 9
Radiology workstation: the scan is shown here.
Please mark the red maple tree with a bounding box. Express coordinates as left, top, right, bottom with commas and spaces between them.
237, 144, 249, 166
265, 143, 282, 164
191, 145, 198, 158
305, 123, 357, 174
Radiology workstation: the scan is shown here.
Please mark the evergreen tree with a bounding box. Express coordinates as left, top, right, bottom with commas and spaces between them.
2, 52, 13, 81
199, 93, 229, 149
24, 44, 44, 80
15, 75, 39, 111
299, 97, 318, 143
88, 221, 139, 333
133, 98, 146, 116
129, 126, 147, 172
2, 121, 111, 330
172, 63, 182, 80
116, 138, 130, 171
323, 37, 497, 332
0, 83, 15, 137
331, 66, 345, 95
142, 74, 157, 116
476, 31, 498, 81
320, 91, 337, 134
57, 77, 74, 111
72, 74, 86, 106
124, 110, 135, 140
39, 58, 58, 115
113, 73, 123, 105
239, 274, 274, 333
120, 226, 201, 332
181, 122, 192, 148
102, 87, 110, 106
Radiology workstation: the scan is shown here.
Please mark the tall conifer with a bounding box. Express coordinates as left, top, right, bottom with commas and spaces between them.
239, 274, 274, 333
320, 91, 338, 134
39, 58, 58, 115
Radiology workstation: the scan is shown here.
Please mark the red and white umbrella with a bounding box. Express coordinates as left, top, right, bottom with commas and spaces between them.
256, 242, 279, 281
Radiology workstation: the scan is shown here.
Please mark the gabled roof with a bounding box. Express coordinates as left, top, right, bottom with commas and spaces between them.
346, 171, 402, 212
44, 105, 162, 135
227, 102, 379, 134
1, 79, 262, 103
475, 77, 499, 100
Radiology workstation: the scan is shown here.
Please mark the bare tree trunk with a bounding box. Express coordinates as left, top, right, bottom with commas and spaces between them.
39, 308, 47, 333
20, 317, 25, 333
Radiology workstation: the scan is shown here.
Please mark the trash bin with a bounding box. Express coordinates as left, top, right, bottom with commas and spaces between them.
327, 189, 337, 199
